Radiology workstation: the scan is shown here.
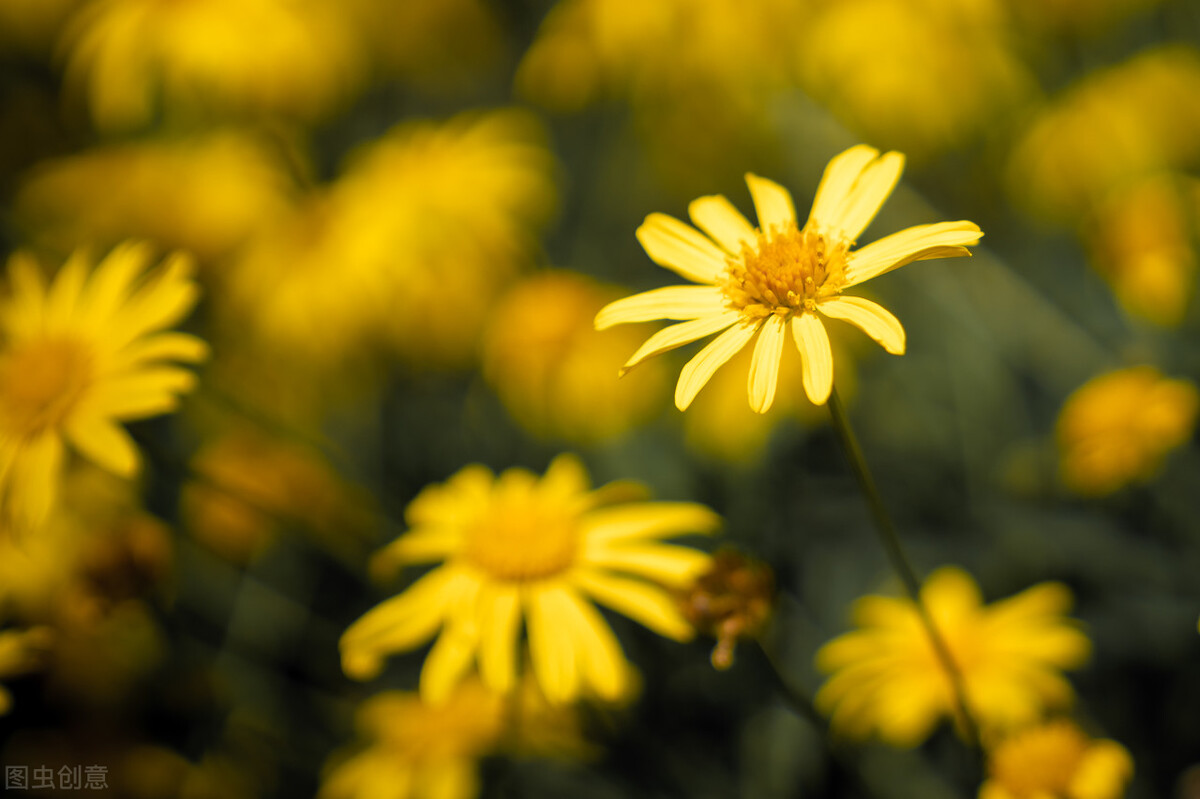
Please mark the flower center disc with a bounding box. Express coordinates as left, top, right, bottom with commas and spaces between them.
723, 226, 848, 318
463, 500, 578, 581
0, 338, 93, 438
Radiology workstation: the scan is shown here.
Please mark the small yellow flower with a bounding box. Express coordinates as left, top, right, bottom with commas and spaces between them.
340, 455, 718, 704
815, 567, 1091, 748
321, 677, 589, 799
595, 144, 981, 411
0, 243, 207, 532
980, 719, 1134, 799
1057, 366, 1199, 497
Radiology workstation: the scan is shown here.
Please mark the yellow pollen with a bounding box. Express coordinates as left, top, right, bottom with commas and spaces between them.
462, 499, 579, 581
0, 337, 94, 438
990, 721, 1088, 797
722, 225, 848, 319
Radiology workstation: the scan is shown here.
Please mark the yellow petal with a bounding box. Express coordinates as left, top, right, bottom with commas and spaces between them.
582, 502, 722, 545
477, 583, 522, 695
574, 568, 693, 641
527, 582, 579, 703
635, 213, 727, 285
371, 525, 461, 567
420, 622, 479, 705
80, 241, 153, 324
807, 145, 879, 232
113, 332, 210, 369
76, 367, 197, 420
791, 314, 833, 405
45, 249, 91, 325
818, 296, 906, 355
340, 566, 462, 654
844, 221, 982, 287
111, 252, 200, 345
688, 195, 756, 253
748, 313, 786, 413
558, 586, 629, 701
619, 311, 739, 375
675, 320, 759, 411
745, 173, 797, 233
595, 285, 725, 330
1069, 740, 1134, 799
582, 542, 711, 587
64, 417, 140, 477
833, 151, 905, 241
9, 433, 63, 531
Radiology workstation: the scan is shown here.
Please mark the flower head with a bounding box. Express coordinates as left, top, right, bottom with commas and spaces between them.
979, 719, 1133, 799
1057, 366, 1198, 496
340, 455, 719, 704
595, 144, 981, 411
0, 243, 207, 532
815, 567, 1091, 747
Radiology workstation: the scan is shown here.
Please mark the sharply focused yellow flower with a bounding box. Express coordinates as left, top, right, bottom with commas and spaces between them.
595, 145, 982, 411
340, 455, 718, 704
1057, 366, 1199, 497
979, 719, 1134, 799
0, 243, 207, 532
320, 677, 589, 799
815, 567, 1091, 747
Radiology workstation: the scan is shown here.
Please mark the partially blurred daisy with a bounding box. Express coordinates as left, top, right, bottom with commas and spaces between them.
815, 567, 1091, 747
340, 455, 718, 704
0, 243, 207, 533
1057, 366, 1198, 496
595, 144, 981, 411
980, 719, 1133, 799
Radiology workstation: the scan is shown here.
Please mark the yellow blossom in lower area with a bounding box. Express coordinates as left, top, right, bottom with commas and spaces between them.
595, 144, 981, 411
340, 455, 719, 704
0, 243, 207, 533
980, 719, 1134, 799
483, 271, 668, 443
321, 677, 589, 799
815, 567, 1091, 748
1057, 366, 1199, 497
1084, 174, 1197, 327
0, 626, 54, 714
59, 0, 364, 131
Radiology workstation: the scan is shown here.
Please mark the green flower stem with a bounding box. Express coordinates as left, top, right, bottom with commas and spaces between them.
826, 385, 983, 750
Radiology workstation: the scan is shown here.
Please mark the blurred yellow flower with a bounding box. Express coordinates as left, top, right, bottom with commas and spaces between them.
796, 0, 1031, 158
0, 243, 207, 533
1008, 46, 1200, 224
516, 0, 796, 112
0, 625, 54, 715
14, 130, 297, 262
979, 719, 1134, 799
1084, 174, 1197, 327
341, 455, 718, 704
59, 0, 364, 130
595, 145, 982, 410
225, 110, 555, 372
1057, 366, 1199, 497
483, 271, 668, 443
815, 567, 1091, 747
182, 427, 374, 565
321, 677, 588, 799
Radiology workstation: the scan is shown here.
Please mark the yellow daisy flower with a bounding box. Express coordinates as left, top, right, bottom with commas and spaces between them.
1057, 366, 1199, 496
595, 144, 982, 411
815, 567, 1091, 748
980, 719, 1133, 799
340, 454, 719, 704
0, 242, 207, 533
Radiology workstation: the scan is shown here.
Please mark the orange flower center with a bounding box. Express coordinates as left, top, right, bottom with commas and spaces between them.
722, 224, 847, 319
0, 337, 93, 439
462, 499, 579, 581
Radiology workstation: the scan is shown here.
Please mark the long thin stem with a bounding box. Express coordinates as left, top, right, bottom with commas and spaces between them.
826, 385, 983, 750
